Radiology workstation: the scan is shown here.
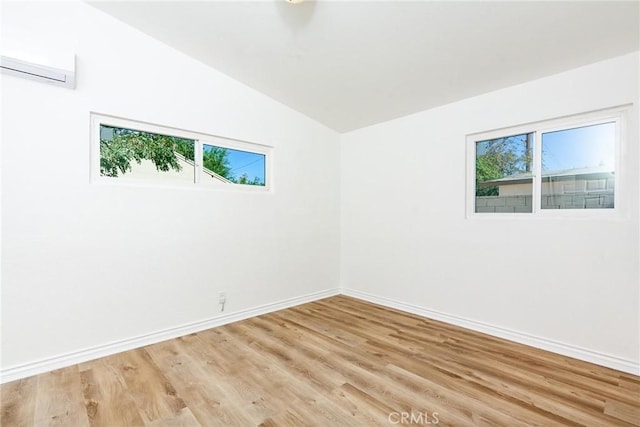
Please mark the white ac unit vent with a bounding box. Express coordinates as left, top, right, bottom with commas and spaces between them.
0, 54, 75, 89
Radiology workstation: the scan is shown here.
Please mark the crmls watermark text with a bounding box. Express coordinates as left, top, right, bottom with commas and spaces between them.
388, 411, 439, 425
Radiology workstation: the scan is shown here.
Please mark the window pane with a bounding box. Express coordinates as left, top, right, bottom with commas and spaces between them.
475, 133, 533, 213
201, 143, 265, 186
541, 122, 615, 209
99, 125, 195, 183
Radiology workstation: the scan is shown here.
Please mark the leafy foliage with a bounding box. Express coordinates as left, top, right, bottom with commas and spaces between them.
100, 126, 264, 186
236, 173, 263, 186
100, 127, 189, 177
203, 146, 233, 180
475, 134, 532, 196
173, 138, 195, 162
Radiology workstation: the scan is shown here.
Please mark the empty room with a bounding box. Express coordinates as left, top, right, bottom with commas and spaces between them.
1, 0, 639, 425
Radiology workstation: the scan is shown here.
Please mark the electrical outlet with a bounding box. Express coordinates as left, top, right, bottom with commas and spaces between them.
218, 292, 227, 311
219, 292, 227, 312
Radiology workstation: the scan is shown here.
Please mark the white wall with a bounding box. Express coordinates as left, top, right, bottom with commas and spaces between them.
341, 52, 640, 372
1, 1, 340, 375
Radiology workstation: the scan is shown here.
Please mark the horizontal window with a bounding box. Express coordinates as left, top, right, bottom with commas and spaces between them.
92, 114, 271, 190
467, 107, 624, 216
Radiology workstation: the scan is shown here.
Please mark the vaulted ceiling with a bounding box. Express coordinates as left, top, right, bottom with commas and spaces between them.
89, 1, 639, 132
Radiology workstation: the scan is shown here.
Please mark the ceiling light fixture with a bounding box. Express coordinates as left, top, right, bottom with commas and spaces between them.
285, 0, 305, 3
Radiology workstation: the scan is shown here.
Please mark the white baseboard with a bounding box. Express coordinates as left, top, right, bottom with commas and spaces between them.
0, 288, 340, 384
3, 286, 638, 383
342, 288, 640, 376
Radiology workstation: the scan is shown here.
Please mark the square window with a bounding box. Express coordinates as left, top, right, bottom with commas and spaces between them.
541, 122, 615, 209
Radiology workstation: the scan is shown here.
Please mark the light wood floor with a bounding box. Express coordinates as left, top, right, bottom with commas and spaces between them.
1, 295, 639, 426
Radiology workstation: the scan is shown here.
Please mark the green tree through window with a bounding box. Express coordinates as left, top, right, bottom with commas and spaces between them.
475, 133, 533, 196
99, 126, 264, 186
100, 127, 190, 178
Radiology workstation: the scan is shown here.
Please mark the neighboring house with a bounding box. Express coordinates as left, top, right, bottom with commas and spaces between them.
121, 152, 233, 184
477, 166, 615, 210
479, 166, 615, 196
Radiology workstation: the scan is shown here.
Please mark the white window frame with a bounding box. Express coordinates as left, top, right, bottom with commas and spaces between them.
90, 113, 272, 192
466, 106, 628, 219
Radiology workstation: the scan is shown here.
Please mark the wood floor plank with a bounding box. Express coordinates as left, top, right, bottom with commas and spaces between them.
328, 382, 396, 426
279, 304, 547, 424
113, 348, 189, 424
33, 366, 89, 426
2, 295, 639, 426
390, 329, 608, 411
258, 407, 306, 427
144, 337, 254, 426
317, 296, 637, 408
0, 376, 37, 427
268, 310, 531, 426
144, 407, 201, 427
362, 332, 623, 426
604, 399, 640, 425
619, 375, 640, 395
79, 365, 145, 426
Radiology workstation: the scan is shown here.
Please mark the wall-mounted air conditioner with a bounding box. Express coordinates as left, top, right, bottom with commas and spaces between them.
0, 53, 75, 89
